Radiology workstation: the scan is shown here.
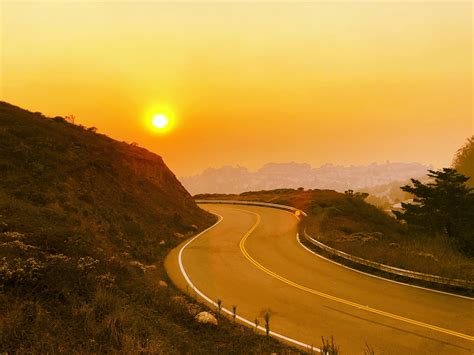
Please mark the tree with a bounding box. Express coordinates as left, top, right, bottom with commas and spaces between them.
453, 136, 474, 187
393, 168, 474, 255
65, 114, 75, 124
345, 189, 369, 200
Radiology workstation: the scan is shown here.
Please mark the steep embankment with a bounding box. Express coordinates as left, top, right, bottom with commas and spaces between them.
0, 102, 294, 353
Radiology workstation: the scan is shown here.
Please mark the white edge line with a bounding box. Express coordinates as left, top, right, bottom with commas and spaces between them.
296, 233, 474, 301
178, 212, 322, 353
202, 202, 472, 300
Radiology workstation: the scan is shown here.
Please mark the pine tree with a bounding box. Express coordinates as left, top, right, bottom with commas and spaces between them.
453, 136, 474, 187
394, 168, 474, 255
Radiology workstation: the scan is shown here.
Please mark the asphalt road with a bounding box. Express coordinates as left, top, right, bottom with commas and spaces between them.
165, 204, 473, 354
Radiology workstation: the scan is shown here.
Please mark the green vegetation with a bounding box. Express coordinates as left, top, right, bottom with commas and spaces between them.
0, 102, 297, 353
453, 136, 474, 187
197, 187, 473, 282
394, 168, 474, 256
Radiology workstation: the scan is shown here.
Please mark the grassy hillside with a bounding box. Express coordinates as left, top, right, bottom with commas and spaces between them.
0, 102, 296, 353
197, 189, 473, 283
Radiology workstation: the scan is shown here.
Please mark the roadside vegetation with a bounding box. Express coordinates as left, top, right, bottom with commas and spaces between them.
393, 168, 473, 257
0, 102, 299, 353
453, 135, 474, 188
196, 169, 474, 284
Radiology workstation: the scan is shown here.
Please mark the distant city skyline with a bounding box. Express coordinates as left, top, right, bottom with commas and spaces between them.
180, 161, 432, 195
180, 160, 435, 177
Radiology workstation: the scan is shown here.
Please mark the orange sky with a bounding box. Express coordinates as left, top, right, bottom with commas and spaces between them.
1, 1, 472, 176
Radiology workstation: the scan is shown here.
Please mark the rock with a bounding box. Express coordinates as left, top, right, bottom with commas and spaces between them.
159, 240, 166, 245
158, 280, 168, 288
173, 232, 185, 239
195, 312, 218, 326
190, 224, 199, 231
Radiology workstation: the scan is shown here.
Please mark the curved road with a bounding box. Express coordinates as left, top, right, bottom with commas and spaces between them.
166, 204, 473, 354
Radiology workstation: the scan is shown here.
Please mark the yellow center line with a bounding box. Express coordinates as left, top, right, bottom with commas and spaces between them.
233, 207, 474, 342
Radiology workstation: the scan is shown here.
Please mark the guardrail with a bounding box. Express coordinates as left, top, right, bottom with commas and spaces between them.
196, 199, 473, 291
302, 230, 474, 290
195, 199, 307, 217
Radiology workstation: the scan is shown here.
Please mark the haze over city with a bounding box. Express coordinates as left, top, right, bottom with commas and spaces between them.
2, 1, 472, 176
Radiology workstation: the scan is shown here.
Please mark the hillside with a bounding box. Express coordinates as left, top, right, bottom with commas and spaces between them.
0, 102, 295, 353
197, 189, 473, 283
181, 162, 430, 195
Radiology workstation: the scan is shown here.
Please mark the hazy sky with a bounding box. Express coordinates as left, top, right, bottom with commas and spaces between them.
1, 1, 472, 176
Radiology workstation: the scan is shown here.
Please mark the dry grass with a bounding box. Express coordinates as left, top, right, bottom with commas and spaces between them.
0, 102, 300, 354
305, 205, 474, 281
314, 222, 474, 281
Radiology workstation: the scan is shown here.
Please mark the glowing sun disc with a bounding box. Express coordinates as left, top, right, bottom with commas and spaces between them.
152, 114, 169, 129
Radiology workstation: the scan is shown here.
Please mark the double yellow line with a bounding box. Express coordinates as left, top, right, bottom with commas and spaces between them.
236, 208, 474, 342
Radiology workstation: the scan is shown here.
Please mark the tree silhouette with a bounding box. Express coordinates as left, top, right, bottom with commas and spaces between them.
394, 168, 474, 255
453, 136, 474, 187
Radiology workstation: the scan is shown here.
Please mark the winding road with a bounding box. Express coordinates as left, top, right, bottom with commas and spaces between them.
165, 204, 473, 354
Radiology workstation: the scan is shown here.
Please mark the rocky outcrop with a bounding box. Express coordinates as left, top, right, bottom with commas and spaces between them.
195, 312, 218, 326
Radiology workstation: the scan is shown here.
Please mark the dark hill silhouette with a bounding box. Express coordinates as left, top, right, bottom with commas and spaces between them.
0, 101, 211, 247
0, 102, 290, 353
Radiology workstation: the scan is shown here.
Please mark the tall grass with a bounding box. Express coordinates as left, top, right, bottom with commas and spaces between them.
320, 336, 339, 355
264, 312, 271, 336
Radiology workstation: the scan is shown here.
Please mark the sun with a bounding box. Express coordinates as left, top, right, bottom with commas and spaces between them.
145, 105, 176, 134
152, 114, 169, 129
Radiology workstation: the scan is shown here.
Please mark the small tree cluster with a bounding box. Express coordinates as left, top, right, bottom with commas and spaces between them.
394, 168, 474, 255
344, 189, 369, 200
